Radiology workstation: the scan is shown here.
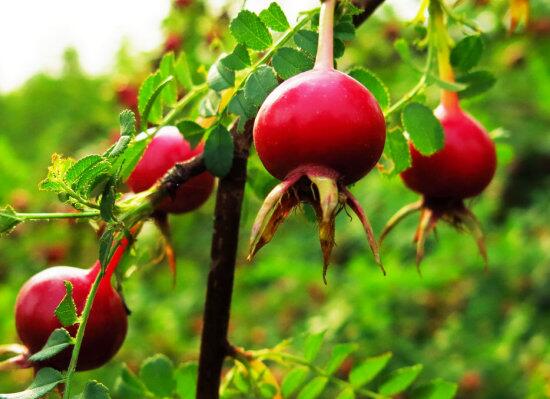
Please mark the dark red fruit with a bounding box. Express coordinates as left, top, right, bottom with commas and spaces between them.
164, 34, 183, 53
15, 242, 128, 371
116, 83, 139, 111
127, 126, 214, 214
401, 104, 496, 200
174, 0, 192, 8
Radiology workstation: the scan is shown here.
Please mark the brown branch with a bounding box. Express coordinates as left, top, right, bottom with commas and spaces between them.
352, 0, 387, 27
157, 154, 206, 201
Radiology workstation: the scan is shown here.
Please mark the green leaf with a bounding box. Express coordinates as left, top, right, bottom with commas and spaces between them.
304, 331, 325, 363
281, 367, 309, 397
54, 281, 78, 327
349, 352, 392, 388
228, 90, 258, 124
119, 110, 137, 137
232, 368, 251, 393
208, 61, 235, 92
335, 388, 355, 399
0, 206, 22, 235
272, 48, 314, 80
339, 0, 363, 16
457, 70, 496, 99
73, 159, 113, 197
65, 155, 103, 185
100, 179, 117, 222
379, 364, 423, 396
79, 381, 111, 399
348, 67, 390, 110
244, 66, 279, 107
118, 135, 149, 181
159, 52, 178, 106
412, 379, 458, 399
385, 129, 411, 175
139, 354, 176, 397
427, 74, 467, 92
114, 365, 148, 399
402, 103, 444, 156
297, 376, 328, 399
174, 52, 194, 90
230, 10, 272, 51
199, 90, 221, 117
0, 368, 64, 399
259, 2, 290, 32
335, 21, 355, 41
204, 125, 234, 177
294, 30, 318, 57
98, 228, 116, 271
177, 121, 206, 148
221, 44, 251, 71
326, 343, 357, 374
28, 328, 74, 362
451, 35, 484, 72
175, 362, 198, 399
140, 75, 175, 128
394, 38, 413, 64
40, 154, 74, 192
259, 383, 278, 398
247, 161, 278, 199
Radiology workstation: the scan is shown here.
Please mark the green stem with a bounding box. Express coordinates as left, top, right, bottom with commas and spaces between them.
162, 83, 209, 126
62, 267, 106, 398
16, 211, 100, 220
315, 0, 336, 70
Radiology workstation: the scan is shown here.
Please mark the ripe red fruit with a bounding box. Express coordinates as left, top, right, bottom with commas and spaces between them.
249, 0, 386, 281
15, 242, 129, 371
127, 126, 214, 214
164, 34, 183, 53
381, 91, 497, 265
174, 0, 192, 8
116, 83, 139, 111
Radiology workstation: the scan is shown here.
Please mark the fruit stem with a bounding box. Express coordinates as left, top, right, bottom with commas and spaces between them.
315, 0, 336, 70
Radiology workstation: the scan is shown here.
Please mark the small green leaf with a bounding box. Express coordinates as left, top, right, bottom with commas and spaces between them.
54, 281, 78, 327
221, 44, 251, 71
228, 90, 258, 123
385, 129, 412, 174
119, 110, 137, 137
349, 352, 392, 388
0, 368, 64, 399
232, 368, 250, 393
402, 103, 444, 156
294, 30, 318, 57
177, 121, 206, 148
65, 155, 103, 185
259, 383, 277, 398
0, 206, 22, 235
304, 331, 325, 363
106, 135, 131, 161
339, 0, 363, 16
98, 228, 116, 271
244, 65, 279, 107
159, 52, 178, 106
139, 354, 176, 398
451, 35, 484, 72
100, 179, 117, 222
297, 376, 328, 399
140, 75, 175, 128
457, 70, 496, 98
412, 379, 458, 399
199, 90, 221, 117
28, 329, 74, 362
174, 52, 194, 90
394, 39, 413, 64
73, 160, 113, 197
335, 21, 355, 41
348, 67, 390, 110
230, 10, 272, 51
281, 367, 309, 397
335, 388, 355, 399
79, 381, 111, 399
326, 343, 357, 374
175, 362, 198, 399
379, 364, 423, 396
259, 2, 290, 32
204, 125, 234, 177
272, 48, 314, 80
114, 365, 148, 399
208, 61, 235, 92
118, 135, 148, 180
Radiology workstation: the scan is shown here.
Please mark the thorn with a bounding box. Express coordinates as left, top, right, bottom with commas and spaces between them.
379, 200, 423, 245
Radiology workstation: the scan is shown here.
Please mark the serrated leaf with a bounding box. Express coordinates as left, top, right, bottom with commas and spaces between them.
160, 52, 178, 106
28, 328, 73, 362
174, 52, 193, 90
451, 35, 484, 72
281, 367, 309, 397
208, 61, 235, 92
385, 129, 411, 174
118, 136, 148, 180
177, 121, 206, 148
348, 67, 390, 110
334, 38, 345, 59
335, 388, 355, 399
221, 44, 251, 71
119, 110, 137, 137
379, 364, 423, 396
0, 368, 64, 399
339, 0, 363, 16
272, 48, 314, 80
204, 125, 234, 177
98, 228, 116, 271
259, 2, 290, 32
244, 66, 278, 107
73, 160, 112, 197
65, 155, 103, 185
349, 352, 392, 388
335, 21, 355, 41
140, 75, 175, 128
412, 379, 458, 399
79, 381, 110, 399
0, 206, 22, 235
230, 10, 272, 51
100, 179, 117, 222
297, 376, 328, 399
176, 362, 198, 399
326, 343, 357, 374
457, 70, 496, 98
228, 90, 258, 123
304, 331, 325, 363
402, 103, 444, 156
139, 354, 176, 397
54, 281, 78, 327
106, 135, 132, 160
199, 90, 221, 117
114, 365, 148, 399
294, 30, 318, 57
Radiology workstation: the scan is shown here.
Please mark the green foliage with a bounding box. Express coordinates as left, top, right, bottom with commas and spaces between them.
221, 45, 252, 71
259, 2, 290, 32
451, 35, 484, 72
230, 10, 273, 51
208, 61, 236, 92
54, 281, 79, 327
0, 368, 64, 399
272, 48, 314, 80
347, 67, 390, 110
204, 125, 234, 177
401, 102, 444, 156
79, 381, 111, 399
244, 66, 279, 107
139, 354, 176, 397
28, 328, 74, 362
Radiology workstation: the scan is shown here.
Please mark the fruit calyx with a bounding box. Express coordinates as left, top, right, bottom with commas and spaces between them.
248, 164, 383, 283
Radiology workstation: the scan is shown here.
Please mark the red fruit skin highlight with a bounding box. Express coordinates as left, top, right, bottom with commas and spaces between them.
401, 104, 497, 201
15, 243, 128, 371
254, 69, 386, 185
127, 127, 214, 214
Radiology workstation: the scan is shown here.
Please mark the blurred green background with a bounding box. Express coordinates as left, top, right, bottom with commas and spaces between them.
0, 0, 549, 397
